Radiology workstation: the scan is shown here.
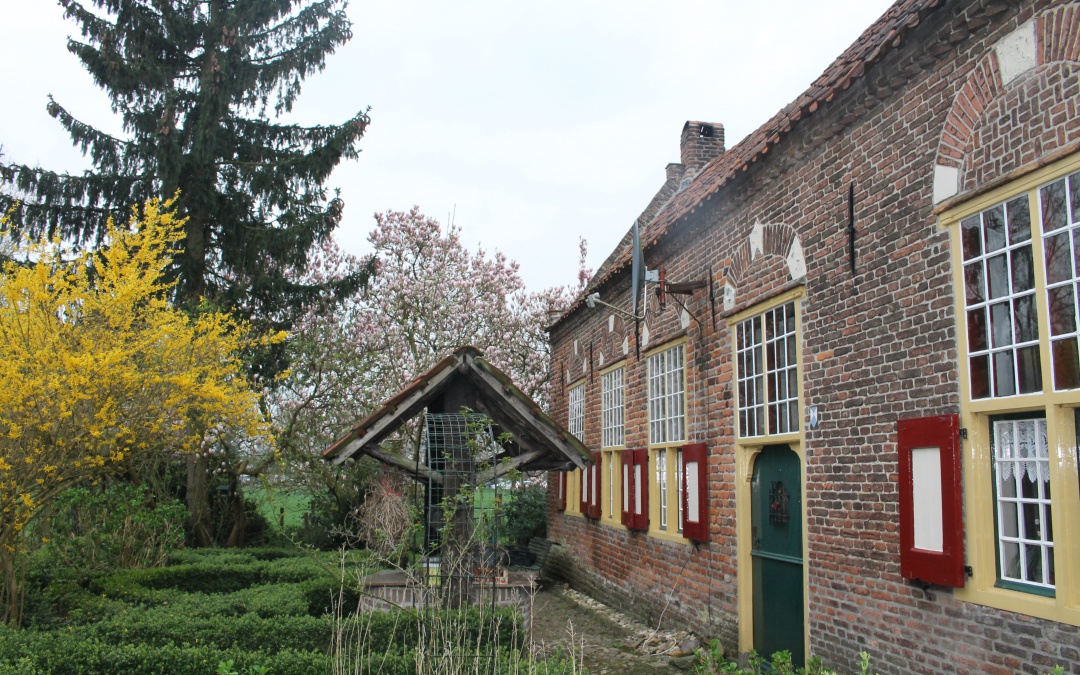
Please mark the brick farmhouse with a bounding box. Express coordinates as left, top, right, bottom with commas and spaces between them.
545, 0, 1080, 672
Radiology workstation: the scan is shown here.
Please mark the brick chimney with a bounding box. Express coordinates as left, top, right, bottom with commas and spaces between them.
680, 121, 725, 170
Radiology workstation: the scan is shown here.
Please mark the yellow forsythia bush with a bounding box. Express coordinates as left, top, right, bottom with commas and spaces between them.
0, 197, 274, 564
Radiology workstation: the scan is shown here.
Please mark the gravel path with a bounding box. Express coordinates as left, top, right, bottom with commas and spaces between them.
529, 584, 702, 674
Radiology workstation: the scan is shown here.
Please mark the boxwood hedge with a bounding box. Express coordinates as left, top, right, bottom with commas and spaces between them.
5, 548, 542, 674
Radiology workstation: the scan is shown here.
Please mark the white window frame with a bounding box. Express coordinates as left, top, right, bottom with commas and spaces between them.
601, 366, 625, 448
607, 451, 615, 519
646, 341, 687, 540
1040, 170, 1080, 391
991, 416, 1055, 593
656, 448, 668, 530
960, 193, 1041, 398
648, 344, 685, 444
567, 381, 585, 440
736, 300, 800, 438
677, 448, 684, 534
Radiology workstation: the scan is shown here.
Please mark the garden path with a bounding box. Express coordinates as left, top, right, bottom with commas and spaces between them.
529, 585, 701, 674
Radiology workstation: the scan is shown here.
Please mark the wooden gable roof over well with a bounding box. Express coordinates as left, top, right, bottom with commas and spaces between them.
323, 346, 592, 480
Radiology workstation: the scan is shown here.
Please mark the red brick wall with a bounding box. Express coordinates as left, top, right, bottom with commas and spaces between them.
547, 1, 1080, 673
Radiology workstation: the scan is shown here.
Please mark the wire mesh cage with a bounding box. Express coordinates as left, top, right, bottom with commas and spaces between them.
415, 412, 510, 673
420, 412, 506, 576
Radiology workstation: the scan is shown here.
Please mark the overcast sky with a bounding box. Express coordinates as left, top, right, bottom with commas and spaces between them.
0, 0, 894, 293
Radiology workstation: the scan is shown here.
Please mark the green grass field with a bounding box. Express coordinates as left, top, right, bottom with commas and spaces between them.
245, 483, 311, 530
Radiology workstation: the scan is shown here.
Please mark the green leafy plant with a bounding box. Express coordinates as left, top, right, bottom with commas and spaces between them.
693, 646, 843, 675
693, 638, 740, 673
216, 660, 271, 675
38, 483, 189, 572
501, 479, 548, 545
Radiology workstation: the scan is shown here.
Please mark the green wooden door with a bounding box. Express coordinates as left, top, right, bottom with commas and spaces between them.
751, 445, 805, 667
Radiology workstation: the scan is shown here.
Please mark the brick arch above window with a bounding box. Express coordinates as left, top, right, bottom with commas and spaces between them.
723, 221, 806, 312
596, 313, 629, 368
564, 338, 588, 384
933, 4, 1080, 203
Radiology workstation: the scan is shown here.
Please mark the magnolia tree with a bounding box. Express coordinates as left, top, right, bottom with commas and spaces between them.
267, 207, 587, 537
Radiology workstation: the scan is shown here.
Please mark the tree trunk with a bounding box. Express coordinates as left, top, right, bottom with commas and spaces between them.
187, 454, 213, 547
0, 549, 24, 626
225, 473, 246, 548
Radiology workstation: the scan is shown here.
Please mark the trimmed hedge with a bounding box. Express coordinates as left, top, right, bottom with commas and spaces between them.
0, 628, 545, 675
50, 604, 523, 655
90, 560, 329, 597
0, 629, 326, 675
5, 547, 546, 674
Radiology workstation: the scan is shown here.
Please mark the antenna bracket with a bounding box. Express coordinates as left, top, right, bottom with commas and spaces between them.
584, 293, 638, 321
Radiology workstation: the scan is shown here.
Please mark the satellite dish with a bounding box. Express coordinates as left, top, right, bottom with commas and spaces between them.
631, 220, 644, 317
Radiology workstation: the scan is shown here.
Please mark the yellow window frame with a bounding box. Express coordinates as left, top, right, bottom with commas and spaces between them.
942, 152, 1080, 626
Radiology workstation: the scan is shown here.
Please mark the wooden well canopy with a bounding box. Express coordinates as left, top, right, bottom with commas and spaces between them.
322, 346, 592, 483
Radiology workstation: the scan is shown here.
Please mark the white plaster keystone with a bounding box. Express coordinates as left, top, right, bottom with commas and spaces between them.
680, 309, 691, 329
749, 222, 765, 260
641, 323, 651, 349
581, 359, 587, 375
995, 21, 1037, 86
573, 339, 580, 356
723, 282, 736, 312
608, 315, 615, 332
621, 336, 629, 355
786, 237, 807, 280
598, 352, 605, 367
933, 164, 960, 203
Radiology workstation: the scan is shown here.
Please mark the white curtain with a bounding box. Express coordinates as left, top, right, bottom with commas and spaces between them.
995, 418, 1049, 483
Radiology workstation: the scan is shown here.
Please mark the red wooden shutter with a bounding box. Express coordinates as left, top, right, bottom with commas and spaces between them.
621, 451, 634, 527
897, 414, 965, 588
589, 452, 603, 519
629, 449, 649, 531
681, 443, 709, 542
557, 471, 567, 511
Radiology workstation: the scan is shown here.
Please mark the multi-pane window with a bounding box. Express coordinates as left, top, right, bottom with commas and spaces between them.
961, 169, 1080, 398
646, 343, 686, 537
946, 159, 1080, 616
737, 301, 799, 437
992, 417, 1054, 592
736, 318, 764, 437
676, 448, 684, 533
648, 344, 685, 444
607, 452, 615, 519
602, 367, 625, 448
567, 382, 584, 439
1040, 171, 1080, 390
961, 195, 1040, 397
656, 449, 668, 530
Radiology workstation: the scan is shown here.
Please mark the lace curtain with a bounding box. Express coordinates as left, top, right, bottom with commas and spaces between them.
994, 418, 1049, 483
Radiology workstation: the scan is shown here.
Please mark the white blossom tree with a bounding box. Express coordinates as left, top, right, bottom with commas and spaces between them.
264, 207, 588, 536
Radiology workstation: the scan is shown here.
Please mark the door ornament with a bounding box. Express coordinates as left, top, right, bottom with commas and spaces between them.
769, 480, 790, 526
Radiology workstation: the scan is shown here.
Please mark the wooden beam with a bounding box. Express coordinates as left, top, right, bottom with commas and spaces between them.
329, 356, 461, 465
464, 358, 590, 470
363, 445, 443, 484
474, 449, 548, 485
667, 280, 707, 294
472, 399, 547, 457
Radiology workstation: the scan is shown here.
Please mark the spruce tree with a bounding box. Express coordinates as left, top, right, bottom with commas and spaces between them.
0, 0, 371, 330
0, 0, 372, 547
